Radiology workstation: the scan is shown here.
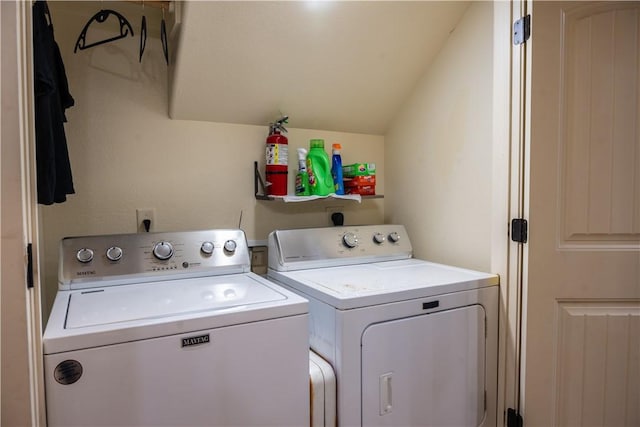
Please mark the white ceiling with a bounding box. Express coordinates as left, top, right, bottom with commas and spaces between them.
169, 1, 470, 135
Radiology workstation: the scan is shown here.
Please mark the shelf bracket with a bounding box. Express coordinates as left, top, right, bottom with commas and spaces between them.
254, 161, 271, 200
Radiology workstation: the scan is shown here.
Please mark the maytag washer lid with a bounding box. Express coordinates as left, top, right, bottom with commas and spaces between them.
44, 273, 308, 354
65, 274, 286, 329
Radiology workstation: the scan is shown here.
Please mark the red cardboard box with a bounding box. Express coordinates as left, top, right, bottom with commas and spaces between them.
345, 184, 376, 196
344, 175, 376, 186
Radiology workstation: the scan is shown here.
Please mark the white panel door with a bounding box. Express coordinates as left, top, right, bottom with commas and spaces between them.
523, 1, 640, 425
361, 306, 486, 427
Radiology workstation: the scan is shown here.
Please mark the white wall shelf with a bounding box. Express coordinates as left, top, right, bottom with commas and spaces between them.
254, 161, 383, 202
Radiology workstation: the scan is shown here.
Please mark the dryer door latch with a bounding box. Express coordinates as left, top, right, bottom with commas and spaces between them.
379, 373, 393, 415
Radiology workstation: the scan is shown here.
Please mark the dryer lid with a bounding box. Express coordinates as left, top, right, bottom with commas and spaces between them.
269, 258, 499, 309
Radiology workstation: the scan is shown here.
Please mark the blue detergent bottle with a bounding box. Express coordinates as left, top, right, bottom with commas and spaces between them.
331, 143, 345, 195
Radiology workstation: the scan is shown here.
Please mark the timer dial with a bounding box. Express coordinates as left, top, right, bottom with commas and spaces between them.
76, 248, 94, 263
106, 246, 123, 261
223, 240, 237, 253
153, 241, 174, 260
342, 232, 359, 248
388, 232, 401, 243
373, 233, 386, 244
201, 241, 214, 255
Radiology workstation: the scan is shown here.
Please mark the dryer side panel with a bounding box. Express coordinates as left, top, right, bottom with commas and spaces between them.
361, 305, 486, 427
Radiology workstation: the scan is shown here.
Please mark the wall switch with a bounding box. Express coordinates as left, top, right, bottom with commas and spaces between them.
136, 208, 155, 232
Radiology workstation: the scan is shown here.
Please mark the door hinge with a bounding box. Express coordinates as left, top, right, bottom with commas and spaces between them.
507, 408, 523, 427
513, 14, 531, 45
26, 243, 34, 288
511, 219, 528, 243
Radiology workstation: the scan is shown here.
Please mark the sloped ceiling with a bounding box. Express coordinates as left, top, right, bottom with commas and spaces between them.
169, 1, 470, 135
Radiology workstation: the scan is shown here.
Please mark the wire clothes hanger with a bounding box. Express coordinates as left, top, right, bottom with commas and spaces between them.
160, 5, 168, 64
139, 0, 147, 62
74, 8, 134, 53
41, 1, 53, 26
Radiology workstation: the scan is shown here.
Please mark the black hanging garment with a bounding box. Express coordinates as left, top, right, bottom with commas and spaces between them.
33, 0, 75, 205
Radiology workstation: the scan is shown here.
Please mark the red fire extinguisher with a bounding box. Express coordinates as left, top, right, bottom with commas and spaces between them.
265, 116, 289, 196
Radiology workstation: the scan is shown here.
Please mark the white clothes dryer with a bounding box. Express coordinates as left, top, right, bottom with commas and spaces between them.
268, 224, 499, 427
43, 229, 309, 427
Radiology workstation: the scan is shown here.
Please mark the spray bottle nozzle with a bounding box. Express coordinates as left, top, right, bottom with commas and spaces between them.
297, 148, 308, 171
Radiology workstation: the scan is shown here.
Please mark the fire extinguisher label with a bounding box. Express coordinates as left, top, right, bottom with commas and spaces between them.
266, 144, 288, 165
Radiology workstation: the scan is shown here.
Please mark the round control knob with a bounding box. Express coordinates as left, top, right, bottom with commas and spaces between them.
223, 240, 237, 253
153, 241, 174, 260
342, 232, 359, 248
76, 248, 94, 263
106, 246, 123, 262
201, 241, 214, 255
373, 233, 386, 244
388, 232, 400, 243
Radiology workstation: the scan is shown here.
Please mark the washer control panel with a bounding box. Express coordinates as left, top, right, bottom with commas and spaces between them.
269, 224, 413, 271
59, 229, 250, 290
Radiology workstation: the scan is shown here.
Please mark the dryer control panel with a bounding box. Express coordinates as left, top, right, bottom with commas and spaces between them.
59, 229, 251, 290
268, 224, 413, 271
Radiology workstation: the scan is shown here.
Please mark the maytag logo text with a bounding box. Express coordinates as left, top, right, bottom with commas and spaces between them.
181, 334, 210, 348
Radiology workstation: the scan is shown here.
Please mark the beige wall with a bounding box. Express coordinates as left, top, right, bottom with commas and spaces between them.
41, 3, 384, 318
41, 1, 494, 320
384, 2, 493, 271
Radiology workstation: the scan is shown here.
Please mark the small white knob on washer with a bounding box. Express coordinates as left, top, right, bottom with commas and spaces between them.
106, 246, 123, 261
224, 240, 237, 253
153, 241, 174, 260
388, 232, 400, 243
342, 232, 359, 248
201, 241, 214, 255
373, 233, 386, 244
76, 248, 94, 263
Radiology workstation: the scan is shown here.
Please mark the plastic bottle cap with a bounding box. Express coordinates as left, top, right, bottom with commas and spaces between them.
310, 139, 325, 149
332, 143, 342, 150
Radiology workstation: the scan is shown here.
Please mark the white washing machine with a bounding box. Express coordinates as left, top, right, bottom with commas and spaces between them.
43, 229, 309, 427
268, 225, 499, 427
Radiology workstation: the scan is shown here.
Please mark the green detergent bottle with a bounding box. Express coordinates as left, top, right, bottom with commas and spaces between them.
306, 139, 334, 196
